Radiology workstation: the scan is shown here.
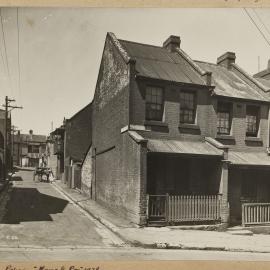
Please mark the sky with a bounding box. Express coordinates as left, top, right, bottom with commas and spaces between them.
0, 7, 270, 135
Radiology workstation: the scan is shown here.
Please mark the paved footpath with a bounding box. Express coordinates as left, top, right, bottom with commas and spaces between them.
0, 170, 124, 249
52, 180, 270, 254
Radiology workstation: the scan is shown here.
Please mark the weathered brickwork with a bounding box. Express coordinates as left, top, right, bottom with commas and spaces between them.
91, 34, 145, 223
81, 146, 92, 196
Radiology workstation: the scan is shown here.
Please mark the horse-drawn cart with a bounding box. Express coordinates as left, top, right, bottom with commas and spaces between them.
33, 167, 52, 182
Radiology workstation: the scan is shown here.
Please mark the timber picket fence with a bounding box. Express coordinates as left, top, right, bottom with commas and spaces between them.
147, 194, 222, 223
242, 203, 270, 226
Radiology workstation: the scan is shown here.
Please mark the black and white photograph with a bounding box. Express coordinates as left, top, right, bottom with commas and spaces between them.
1, 5, 270, 264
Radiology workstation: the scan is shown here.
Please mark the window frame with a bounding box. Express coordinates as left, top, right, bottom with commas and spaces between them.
246, 105, 260, 138
179, 91, 197, 124
217, 101, 232, 135
145, 85, 164, 121
28, 145, 40, 154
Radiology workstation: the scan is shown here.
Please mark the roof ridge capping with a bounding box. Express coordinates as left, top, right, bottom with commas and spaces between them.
107, 32, 135, 64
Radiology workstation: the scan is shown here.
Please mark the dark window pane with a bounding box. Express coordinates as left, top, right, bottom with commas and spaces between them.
180, 92, 196, 124
217, 102, 231, 134
145, 86, 164, 121
246, 106, 259, 137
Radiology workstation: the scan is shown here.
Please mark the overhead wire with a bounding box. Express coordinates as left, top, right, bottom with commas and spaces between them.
0, 7, 13, 96
16, 7, 21, 104
243, 8, 270, 48
252, 9, 270, 40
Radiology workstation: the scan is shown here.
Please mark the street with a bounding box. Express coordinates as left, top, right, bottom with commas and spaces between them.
0, 170, 270, 261
0, 170, 123, 249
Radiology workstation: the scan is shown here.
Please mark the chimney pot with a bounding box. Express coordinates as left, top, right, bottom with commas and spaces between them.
163, 35, 181, 52
217, 52, 236, 69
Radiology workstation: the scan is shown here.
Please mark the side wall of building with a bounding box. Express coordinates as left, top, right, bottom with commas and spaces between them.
65, 104, 92, 165
92, 35, 144, 224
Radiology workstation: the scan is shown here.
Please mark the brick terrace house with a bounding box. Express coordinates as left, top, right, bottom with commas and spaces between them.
13, 130, 47, 168
81, 32, 270, 227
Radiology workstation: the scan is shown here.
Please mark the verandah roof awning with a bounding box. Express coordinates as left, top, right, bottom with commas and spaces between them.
147, 139, 223, 156
228, 151, 270, 166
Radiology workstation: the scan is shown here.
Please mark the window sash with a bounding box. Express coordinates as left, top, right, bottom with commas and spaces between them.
180, 92, 196, 124
217, 102, 231, 135
145, 86, 163, 121
246, 106, 259, 137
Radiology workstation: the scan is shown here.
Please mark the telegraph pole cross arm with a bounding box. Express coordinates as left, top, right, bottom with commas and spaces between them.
2, 96, 23, 180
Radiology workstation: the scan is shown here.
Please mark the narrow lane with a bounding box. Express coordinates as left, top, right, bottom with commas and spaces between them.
0, 169, 123, 248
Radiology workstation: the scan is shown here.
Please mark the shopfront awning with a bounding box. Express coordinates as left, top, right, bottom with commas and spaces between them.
147, 139, 223, 156
228, 151, 270, 166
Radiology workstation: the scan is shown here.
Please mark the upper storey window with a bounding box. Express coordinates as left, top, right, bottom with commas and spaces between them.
217, 102, 232, 135
246, 105, 260, 137
28, 145, 39, 154
180, 91, 196, 124
145, 86, 164, 121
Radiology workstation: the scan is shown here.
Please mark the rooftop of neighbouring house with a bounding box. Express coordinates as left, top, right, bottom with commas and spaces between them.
117, 34, 270, 102
195, 60, 270, 102
14, 131, 47, 144
254, 59, 270, 80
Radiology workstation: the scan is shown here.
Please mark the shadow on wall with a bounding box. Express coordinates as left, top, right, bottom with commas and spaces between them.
2, 187, 69, 224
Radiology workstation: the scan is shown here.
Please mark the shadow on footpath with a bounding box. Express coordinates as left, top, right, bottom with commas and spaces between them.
10, 176, 23, 181
2, 187, 69, 224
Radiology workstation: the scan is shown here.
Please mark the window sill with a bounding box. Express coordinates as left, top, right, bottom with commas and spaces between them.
144, 120, 168, 127
178, 123, 200, 130
216, 134, 235, 140
245, 137, 262, 142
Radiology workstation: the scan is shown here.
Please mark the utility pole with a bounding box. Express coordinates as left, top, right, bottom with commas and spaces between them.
11, 125, 20, 167
3, 96, 23, 180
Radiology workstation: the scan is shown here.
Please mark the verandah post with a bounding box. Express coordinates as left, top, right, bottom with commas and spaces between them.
219, 161, 230, 225
166, 193, 169, 225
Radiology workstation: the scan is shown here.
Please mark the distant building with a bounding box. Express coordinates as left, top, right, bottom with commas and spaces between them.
13, 130, 47, 168
48, 103, 92, 188
47, 124, 65, 180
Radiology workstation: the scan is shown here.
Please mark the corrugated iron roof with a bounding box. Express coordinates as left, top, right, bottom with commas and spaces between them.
147, 138, 223, 156
256, 78, 270, 90
228, 151, 270, 166
119, 40, 205, 85
196, 61, 270, 102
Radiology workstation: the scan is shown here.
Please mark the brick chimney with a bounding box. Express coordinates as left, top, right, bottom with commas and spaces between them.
217, 52, 236, 69
163, 35, 181, 52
